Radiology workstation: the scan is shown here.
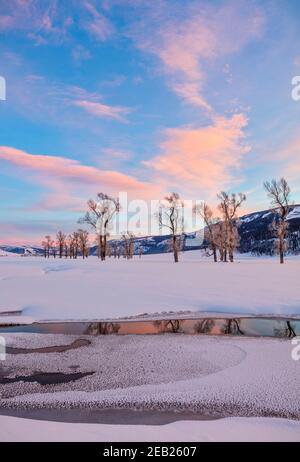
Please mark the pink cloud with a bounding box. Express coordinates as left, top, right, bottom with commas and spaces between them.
0, 220, 76, 246
82, 1, 114, 41
144, 113, 250, 198
0, 146, 163, 210
0, 0, 63, 40
73, 100, 130, 122
134, 1, 264, 111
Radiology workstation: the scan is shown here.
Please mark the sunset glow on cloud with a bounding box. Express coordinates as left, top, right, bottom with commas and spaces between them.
0, 0, 300, 244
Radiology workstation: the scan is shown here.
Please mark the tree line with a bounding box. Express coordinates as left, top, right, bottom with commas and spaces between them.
42, 177, 293, 264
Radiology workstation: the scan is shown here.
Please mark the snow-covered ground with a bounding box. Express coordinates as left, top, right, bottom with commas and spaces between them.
1, 333, 299, 418
1, 415, 299, 442
0, 253, 300, 322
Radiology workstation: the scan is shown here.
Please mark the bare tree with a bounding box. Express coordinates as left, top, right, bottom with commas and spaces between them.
77, 229, 89, 259
122, 231, 135, 259
41, 239, 47, 258
138, 241, 143, 259
264, 178, 291, 264
42, 235, 53, 258
194, 203, 219, 262
158, 192, 184, 263
72, 231, 80, 259
211, 221, 226, 261
56, 231, 66, 259
67, 234, 74, 259
217, 192, 246, 262
79, 193, 120, 261
109, 240, 119, 259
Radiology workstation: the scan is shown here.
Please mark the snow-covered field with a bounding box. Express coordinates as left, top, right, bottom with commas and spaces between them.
1, 333, 299, 418
1, 415, 300, 442
0, 252, 300, 322
0, 252, 299, 442
0, 333, 300, 441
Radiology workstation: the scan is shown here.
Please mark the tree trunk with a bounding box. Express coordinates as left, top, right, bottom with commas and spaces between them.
173, 235, 179, 263
102, 234, 107, 261
212, 245, 217, 263
280, 238, 284, 264
97, 235, 101, 259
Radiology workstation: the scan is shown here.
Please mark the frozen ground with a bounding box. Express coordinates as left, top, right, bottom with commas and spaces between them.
1, 415, 300, 442
0, 253, 300, 322
0, 333, 299, 418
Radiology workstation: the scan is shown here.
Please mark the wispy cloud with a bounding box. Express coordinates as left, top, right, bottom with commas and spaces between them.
71, 45, 92, 63
82, 0, 114, 41
0, 0, 71, 43
73, 100, 131, 122
0, 0, 113, 44
131, 0, 264, 111
2, 52, 131, 127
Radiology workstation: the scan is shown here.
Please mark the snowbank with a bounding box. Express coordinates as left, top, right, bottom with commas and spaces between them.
0, 253, 300, 321
0, 415, 299, 442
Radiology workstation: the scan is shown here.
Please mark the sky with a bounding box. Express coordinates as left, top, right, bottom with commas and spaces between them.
0, 0, 300, 245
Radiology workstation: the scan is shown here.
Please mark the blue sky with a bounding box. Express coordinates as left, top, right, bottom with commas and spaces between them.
0, 0, 300, 244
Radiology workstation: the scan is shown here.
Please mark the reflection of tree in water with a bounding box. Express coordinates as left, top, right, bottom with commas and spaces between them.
84, 322, 121, 335
221, 319, 244, 336
153, 319, 184, 333
194, 319, 215, 334
273, 320, 296, 338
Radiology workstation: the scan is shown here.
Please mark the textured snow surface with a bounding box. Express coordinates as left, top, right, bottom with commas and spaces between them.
0, 415, 299, 442
0, 253, 300, 321
1, 334, 299, 418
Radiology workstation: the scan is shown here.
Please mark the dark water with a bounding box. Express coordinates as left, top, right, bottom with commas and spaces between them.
0, 371, 94, 386
0, 317, 299, 338
0, 407, 221, 425
6, 338, 91, 355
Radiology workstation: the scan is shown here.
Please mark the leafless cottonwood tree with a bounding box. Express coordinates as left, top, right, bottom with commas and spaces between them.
42, 235, 53, 258
264, 178, 291, 264
79, 193, 120, 261
56, 231, 66, 259
109, 241, 119, 259
138, 241, 143, 259
158, 192, 184, 263
212, 221, 226, 261
72, 231, 80, 259
67, 234, 75, 259
194, 203, 219, 262
41, 238, 48, 258
217, 192, 246, 262
122, 231, 135, 259
77, 229, 89, 259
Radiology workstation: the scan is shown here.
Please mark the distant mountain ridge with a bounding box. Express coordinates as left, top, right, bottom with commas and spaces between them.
1, 205, 300, 257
